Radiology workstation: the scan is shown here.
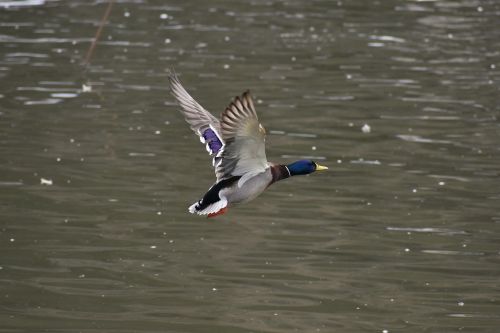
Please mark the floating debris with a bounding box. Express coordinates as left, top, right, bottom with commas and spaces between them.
40, 178, 53, 185
361, 124, 371, 133
82, 83, 92, 92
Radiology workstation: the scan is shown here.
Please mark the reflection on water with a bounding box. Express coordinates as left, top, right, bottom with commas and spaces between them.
1, 0, 499, 332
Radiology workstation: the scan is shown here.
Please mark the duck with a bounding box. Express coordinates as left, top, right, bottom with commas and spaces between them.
169, 71, 328, 218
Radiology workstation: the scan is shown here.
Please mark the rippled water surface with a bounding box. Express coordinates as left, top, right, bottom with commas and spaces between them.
1, 1, 500, 332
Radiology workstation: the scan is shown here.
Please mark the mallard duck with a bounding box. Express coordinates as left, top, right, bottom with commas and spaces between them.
169, 72, 328, 218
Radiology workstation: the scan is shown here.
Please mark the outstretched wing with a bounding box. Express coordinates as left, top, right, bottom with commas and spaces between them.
216, 91, 269, 186
168, 71, 224, 168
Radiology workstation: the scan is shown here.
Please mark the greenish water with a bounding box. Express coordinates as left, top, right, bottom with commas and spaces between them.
1, 1, 499, 332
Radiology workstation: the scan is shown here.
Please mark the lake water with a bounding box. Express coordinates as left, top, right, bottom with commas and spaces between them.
1, 0, 499, 332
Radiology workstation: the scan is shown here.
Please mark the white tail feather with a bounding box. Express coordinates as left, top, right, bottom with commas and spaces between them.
188, 197, 228, 215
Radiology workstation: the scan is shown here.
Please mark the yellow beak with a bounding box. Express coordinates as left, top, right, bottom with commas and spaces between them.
315, 163, 329, 171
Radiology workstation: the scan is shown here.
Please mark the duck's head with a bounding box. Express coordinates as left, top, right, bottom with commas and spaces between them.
286, 160, 328, 176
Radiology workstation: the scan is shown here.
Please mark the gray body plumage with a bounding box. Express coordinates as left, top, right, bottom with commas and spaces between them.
221, 168, 273, 204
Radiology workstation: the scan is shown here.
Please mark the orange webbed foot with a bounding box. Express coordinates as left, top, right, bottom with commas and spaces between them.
207, 207, 227, 218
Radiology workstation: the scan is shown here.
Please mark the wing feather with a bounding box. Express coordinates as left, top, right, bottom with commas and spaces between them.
168, 71, 224, 170
216, 91, 268, 185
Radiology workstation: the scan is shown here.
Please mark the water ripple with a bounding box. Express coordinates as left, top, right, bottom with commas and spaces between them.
387, 227, 467, 235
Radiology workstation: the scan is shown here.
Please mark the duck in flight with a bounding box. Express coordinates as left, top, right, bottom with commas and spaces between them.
169, 72, 328, 218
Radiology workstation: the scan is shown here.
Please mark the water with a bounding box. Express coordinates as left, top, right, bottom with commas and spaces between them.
1, 0, 499, 332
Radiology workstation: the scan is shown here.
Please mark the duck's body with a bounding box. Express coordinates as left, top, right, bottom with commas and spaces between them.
169, 72, 327, 217
188, 164, 292, 217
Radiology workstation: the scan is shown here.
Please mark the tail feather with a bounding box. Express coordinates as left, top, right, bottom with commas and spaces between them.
188, 177, 239, 217
188, 197, 228, 216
